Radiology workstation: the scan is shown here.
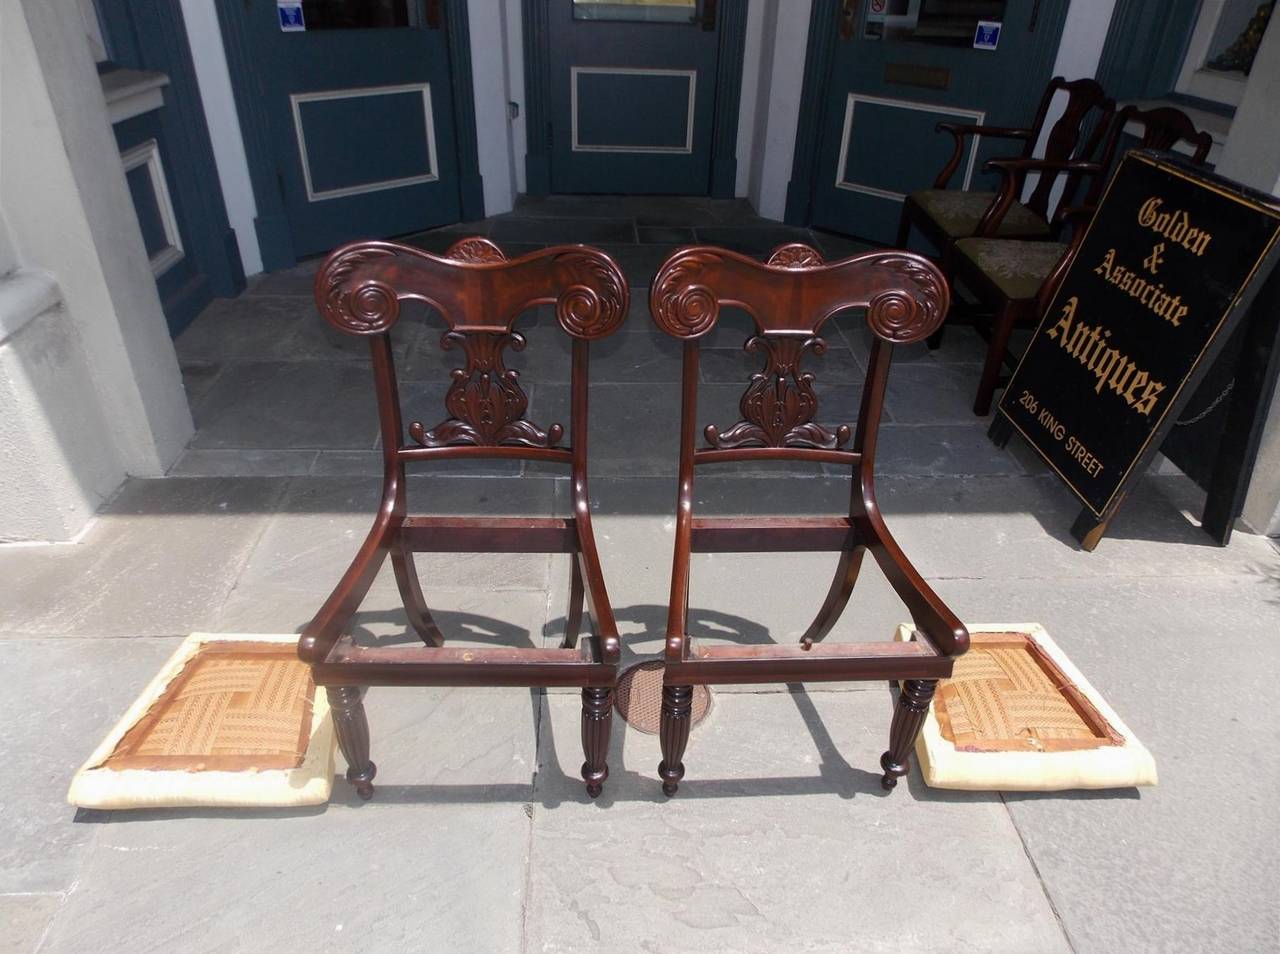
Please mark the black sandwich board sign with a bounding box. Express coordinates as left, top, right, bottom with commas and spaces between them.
990, 150, 1280, 550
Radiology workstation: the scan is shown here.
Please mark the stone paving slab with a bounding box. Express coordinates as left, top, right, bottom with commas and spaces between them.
0, 637, 178, 897
38, 685, 539, 954
526, 689, 1072, 954
0, 478, 284, 637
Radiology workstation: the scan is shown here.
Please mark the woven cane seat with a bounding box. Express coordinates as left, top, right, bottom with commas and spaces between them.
68, 634, 336, 809
101, 643, 315, 771
896, 624, 1157, 791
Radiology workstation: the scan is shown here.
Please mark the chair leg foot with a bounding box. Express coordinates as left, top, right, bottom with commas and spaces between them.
658, 684, 693, 796
580, 686, 612, 798
327, 686, 377, 800
879, 679, 936, 792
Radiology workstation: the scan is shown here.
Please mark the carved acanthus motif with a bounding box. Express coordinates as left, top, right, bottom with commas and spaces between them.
318, 246, 400, 335
767, 243, 825, 269
552, 250, 629, 339
864, 253, 949, 343
650, 250, 724, 338
705, 335, 851, 450
446, 237, 507, 264
409, 331, 564, 448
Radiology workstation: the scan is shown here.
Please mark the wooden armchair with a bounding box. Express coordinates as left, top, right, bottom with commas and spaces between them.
952, 105, 1214, 415
648, 242, 969, 795
895, 77, 1112, 265
299, 237, 628, 800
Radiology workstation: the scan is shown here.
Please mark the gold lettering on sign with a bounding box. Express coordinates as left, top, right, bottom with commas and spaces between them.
1047, 297, 1166, 416
1094, 248, 1188, 327
1137, 197, 1212, 256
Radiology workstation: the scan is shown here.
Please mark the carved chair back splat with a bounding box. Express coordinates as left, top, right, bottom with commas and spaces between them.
300, 237, 627, 799
648, 243, 970, 795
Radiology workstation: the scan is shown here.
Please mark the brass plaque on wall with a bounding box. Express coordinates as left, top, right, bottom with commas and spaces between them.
883, 63, 951, 90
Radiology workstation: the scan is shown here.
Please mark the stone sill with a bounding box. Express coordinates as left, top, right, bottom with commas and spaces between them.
0, 269, 60, 345
101, 68, 170, 125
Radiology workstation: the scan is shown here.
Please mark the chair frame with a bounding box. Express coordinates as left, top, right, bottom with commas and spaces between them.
299, 237, 627, 799
895, 76, 1113, 262
955, 105, 1215, 415
649, 242, 970, 795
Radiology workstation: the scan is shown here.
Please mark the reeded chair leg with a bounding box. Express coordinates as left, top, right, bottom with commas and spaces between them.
580, 686, 613, 797
879, 679, 937, 791
327, 685, 377, 800
658, 684, 693, 796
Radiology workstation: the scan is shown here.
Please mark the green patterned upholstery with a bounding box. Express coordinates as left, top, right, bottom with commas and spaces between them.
954, 238, 1069, 302
910, 190, 1051, 240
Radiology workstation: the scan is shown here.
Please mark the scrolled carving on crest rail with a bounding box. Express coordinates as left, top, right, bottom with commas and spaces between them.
650, 249, 724, 338
861, 252, 949, 344
408, 331, 565, 449
316, 245, 401, 335
704, 334, 852, 450
445, 236, 508, 264
551, 250, 628, 339
767, 243, 825, 269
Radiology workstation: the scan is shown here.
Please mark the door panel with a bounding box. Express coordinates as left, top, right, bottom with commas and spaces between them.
811, 0, 1069, 245
249, 0, 461, 257
548, 0, 719, 194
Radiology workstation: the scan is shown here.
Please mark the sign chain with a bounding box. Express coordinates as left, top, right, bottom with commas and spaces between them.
1175, 380, 1234, 426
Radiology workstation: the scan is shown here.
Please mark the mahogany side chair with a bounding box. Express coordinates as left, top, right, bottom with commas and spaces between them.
648, 242, 970, 795
895, 77, 1113, 267
299, 237, 628, 800
952, 105, 1214, 415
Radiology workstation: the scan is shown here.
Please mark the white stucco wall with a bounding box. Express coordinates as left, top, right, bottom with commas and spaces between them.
748, 0, 813, 220
179, 0, 264, 275
1, 0, 193, 540
1216, 14, 1280, 534
469, 0, 519, 216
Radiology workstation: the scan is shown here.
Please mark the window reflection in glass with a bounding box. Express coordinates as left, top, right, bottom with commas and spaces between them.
1204, 0, 1275, 76
298, 0, 421, 30
864, 0, 1008, 47
572, 0, 697, 24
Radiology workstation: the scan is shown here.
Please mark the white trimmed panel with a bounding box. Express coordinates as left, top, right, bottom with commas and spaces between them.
570, 67, 697, 154
119, 139, 184, 277
834, 93, 986, 202
290, 83, 440, 203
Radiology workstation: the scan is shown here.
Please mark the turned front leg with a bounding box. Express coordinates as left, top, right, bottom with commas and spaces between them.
880, 679, 936, 791
327, 685, 377, 800
658, 684, 693, 796
580, 686, 613, 798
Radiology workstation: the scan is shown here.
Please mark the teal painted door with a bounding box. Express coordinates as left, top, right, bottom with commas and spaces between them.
548, 0, 720, 194
811, 0, 1069, 244
250, 1, 461, 257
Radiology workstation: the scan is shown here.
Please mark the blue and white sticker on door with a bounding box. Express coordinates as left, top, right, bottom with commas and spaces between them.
278, 1, 306, 32
973, 20, 1001, 50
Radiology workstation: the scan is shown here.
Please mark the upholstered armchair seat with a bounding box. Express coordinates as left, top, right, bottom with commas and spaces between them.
910, 190, 1052, 241
953, 237, 1069, 301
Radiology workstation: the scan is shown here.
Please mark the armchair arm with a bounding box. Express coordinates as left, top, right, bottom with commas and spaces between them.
932, 123, 1034, 189
854, 506, 968, 657
973, 157, 1104, 238
1036, 205, 1097, 313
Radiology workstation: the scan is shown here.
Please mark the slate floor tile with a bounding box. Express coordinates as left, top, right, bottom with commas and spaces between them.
0, 637, 180, 893
175, 295, 314, 363
526, 690, 1071, 954
190, 361, 380, 450
0, 477, 285, 636
490, 216, 635, 244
